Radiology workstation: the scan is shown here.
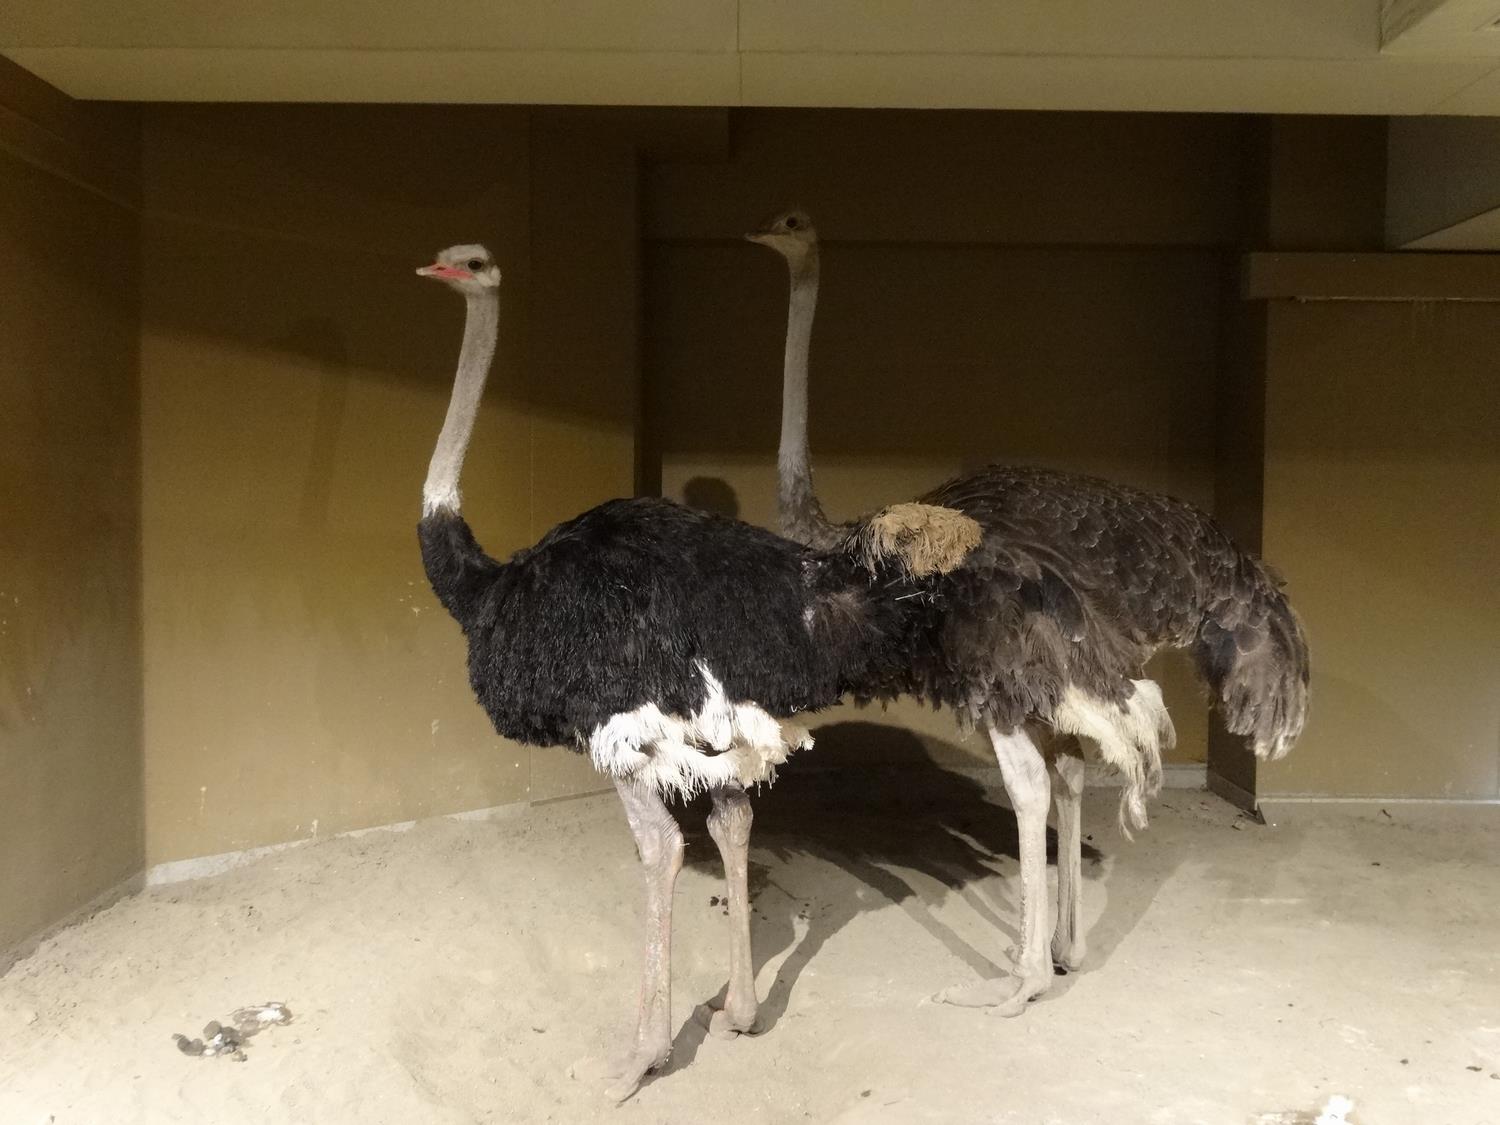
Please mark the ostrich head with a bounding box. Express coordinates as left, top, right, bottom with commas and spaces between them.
416, 243, 501, 294
745, 210, 817, 268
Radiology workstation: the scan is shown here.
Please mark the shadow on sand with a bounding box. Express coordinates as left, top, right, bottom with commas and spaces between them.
659, 720, 1182, 1076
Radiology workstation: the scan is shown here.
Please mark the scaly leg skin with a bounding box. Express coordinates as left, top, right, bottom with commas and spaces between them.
706, 785, 757, 1038
593, 778, 685, 1102
1049, 740, 1087, 973
935, 724, 1053, 1017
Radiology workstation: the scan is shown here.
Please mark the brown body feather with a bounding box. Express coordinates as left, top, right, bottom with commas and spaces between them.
914, 465, 1309, 759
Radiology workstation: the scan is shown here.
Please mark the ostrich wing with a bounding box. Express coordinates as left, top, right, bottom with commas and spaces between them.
920, 465, 1219, 652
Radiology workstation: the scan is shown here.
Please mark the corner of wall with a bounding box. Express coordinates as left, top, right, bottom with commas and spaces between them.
0, 59, 146, 962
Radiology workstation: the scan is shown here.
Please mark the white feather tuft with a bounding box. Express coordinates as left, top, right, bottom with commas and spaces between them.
1051, 679, 1175, 837
588, 663, 813, 799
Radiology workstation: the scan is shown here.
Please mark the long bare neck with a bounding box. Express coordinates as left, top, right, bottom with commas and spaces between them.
423, 291, 499, 516
778, 246, 838, 548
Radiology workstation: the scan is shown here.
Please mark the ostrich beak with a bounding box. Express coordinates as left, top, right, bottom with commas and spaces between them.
416, 263, 471, 279
744, 231, 774, 246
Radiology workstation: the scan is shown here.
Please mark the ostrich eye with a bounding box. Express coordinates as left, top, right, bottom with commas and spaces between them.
466, 258, 484, 272
784, 217, 800, 230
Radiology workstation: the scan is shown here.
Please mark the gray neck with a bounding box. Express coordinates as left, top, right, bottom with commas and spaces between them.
423, 291, 499, 516
777, 247, 837, 546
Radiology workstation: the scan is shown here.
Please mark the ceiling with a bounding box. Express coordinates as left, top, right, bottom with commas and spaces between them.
10, 1, 1500, 113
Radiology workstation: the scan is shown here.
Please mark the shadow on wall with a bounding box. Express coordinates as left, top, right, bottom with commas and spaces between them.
664, 722, 1177, 1070
141, 104, 546, 417
279, 316, 350, 535
680, 476, 740, 519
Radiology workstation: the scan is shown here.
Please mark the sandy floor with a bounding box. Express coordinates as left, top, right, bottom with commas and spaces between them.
2, 762, 1497, 1125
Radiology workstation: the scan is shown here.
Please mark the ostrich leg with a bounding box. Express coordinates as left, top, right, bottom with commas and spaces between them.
1048, 740, 1087, 972
936, 725, 1053, 1016
606, 778, 685, 1101
706, 785, 757, 1036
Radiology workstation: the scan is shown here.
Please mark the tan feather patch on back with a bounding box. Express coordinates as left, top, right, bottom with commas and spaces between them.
848, 503, 982, 577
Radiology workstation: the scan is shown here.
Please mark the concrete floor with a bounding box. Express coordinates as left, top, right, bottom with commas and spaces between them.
1, 759, 1496, 1124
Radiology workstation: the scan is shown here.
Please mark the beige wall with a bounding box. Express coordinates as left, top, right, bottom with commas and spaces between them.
643, 109, 1250, 765
1258, 295, 1500, 800
135, 106, 652, 864
0, 60, 143, 960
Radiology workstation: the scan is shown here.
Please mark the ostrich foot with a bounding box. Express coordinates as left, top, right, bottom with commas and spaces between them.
1051, 934, 1086, 973
933, 969, 1051, 1017
708, 1004, 758, 1039
692, 998, 759, 1039
568, 1044, 671, 1103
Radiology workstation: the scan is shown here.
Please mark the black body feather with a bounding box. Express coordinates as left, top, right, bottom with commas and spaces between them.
418, 497, 926, 750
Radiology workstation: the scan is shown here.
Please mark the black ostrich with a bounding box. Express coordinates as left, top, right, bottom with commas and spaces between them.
412, 244, 981, 1099
748, 211, 1310, 1016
